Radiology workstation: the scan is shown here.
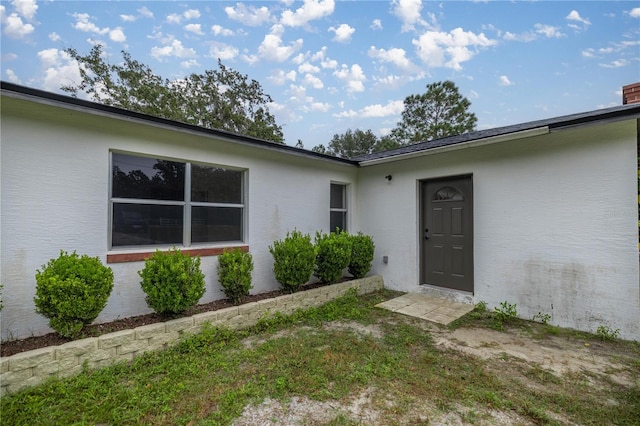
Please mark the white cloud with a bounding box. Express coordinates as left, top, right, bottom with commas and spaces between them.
333, 63, 366, 93
581, 48, 594, 58
180, 59, 200, 69
370, 19, 382, 30
12, 0, 37, 20
167, 13, 182, 24
534, 23, 565, 38
36, 48, 82, 92
413, 27, 496, 70
268, 69, 297, 85
257, 24, 303, 62
109, 27, 126, 42
183, 9, 201, 20
333, 99, 404, 118
566, 10, 591, 27
503, 31, 537, 42
499, 75, 513, 86
2, 12, 34, 38
209, 42, 239, 60
368, 45, 417, 72
72, 12, 109, 35
329, 23, 354, 43
150, 39, 197, 60
185, 23, 204, 35
630, 8, 640, 18
5, 68, 21, 83
392, 0, 429, 32
225, 3, 272, 27
303, 73, 323, 89
311, 46, 338, 69
281, 0, 335, 27
599, 59, 629, 68
307, 102, 330, 112
120, 14, 136, 22
212, 24, 234, 36
299, 62, 320, 73
138, 6, 153, 19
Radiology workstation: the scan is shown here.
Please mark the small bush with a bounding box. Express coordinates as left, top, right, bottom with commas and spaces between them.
269, 229, 316, 293
493, 301, 517, 330
34, 251, 114, 338
314, 230, 352, 284
139, 249, 205, 315
347, 232, 375, 278
217, 248, 254, 304
596, 325, 620, 341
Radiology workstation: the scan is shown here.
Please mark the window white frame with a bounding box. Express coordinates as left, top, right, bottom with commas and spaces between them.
109, 151, 246, 249
330, 182, 348, 232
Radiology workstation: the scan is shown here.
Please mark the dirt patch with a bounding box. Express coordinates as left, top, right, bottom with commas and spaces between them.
233, 388, 380, 426
429, 326, 636, 387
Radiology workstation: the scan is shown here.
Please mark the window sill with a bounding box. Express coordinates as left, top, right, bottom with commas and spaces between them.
106, 245, 249, 264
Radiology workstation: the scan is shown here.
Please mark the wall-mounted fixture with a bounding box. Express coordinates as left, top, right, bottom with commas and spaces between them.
383, 255, 389, 264
385, 175, 392, 181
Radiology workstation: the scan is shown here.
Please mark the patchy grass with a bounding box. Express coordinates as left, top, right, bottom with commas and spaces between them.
2, 289, 639, 425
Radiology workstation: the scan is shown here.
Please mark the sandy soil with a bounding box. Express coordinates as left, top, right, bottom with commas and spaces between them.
232, 318, 639, 425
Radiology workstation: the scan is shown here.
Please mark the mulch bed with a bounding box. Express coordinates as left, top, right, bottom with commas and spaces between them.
1, 282, 334, 357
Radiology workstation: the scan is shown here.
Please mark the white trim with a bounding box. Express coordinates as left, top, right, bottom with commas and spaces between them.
359, 127, 550, 166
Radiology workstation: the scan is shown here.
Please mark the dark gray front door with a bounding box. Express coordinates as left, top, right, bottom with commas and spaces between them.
421, 176, 473, 292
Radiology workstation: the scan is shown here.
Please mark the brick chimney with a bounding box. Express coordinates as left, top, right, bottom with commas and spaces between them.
622, 82, 640, 105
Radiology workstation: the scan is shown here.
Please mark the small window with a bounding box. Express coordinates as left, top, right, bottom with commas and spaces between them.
434, 186, 463, 201
111, 152, 244, 248
330, 183, 347, 232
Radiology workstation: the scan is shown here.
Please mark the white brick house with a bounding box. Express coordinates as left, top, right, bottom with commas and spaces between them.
2, 82, 639, 340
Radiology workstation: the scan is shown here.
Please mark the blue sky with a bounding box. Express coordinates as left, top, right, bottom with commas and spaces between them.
1, 0, 639, 147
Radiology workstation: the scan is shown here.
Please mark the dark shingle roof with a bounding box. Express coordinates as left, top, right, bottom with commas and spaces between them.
353, 103, 640, 163
3, 81, 639, 166
0, 81, 358, 166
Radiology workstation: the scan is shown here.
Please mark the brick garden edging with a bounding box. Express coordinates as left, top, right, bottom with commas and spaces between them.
0, 275, 384, 396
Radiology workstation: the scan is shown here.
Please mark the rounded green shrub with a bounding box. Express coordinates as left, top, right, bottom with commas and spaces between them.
139, 249, 206, 315
314, 231, 352, 284
348, 232, 375, 279
34, 251, 114, 338
217, 248, 254, 304
269, 229, 316, 293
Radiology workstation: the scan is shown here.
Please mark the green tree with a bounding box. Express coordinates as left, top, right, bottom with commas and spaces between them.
62, 45, 284, 143
312, 129, 400, 159
390, 80, 477, 145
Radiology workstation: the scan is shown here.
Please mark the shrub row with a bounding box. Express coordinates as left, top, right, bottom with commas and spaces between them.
33, 248, 254, 338
269, 229, 375, 293
32, 229, 374, 339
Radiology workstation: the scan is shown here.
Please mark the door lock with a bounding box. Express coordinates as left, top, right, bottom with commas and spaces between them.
424, 228, 429, 240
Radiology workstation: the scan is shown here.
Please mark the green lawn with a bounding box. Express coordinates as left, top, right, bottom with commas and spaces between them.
2, 289, 639, 425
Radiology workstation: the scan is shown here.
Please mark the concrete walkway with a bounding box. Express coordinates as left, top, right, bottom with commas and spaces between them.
376, 293, 474, 326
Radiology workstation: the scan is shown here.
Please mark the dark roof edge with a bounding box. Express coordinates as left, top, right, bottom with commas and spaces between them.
0, 81, 358, 167
353, 102, 640, 162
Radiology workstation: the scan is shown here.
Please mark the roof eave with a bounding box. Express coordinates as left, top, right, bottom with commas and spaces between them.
358, 126, 550, 166
0, 82, 359, 167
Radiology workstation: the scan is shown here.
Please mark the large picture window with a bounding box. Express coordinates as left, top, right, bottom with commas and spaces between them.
111, 152, 244, 248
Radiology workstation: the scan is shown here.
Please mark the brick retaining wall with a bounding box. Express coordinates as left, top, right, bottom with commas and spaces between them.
0, 276, 384, 396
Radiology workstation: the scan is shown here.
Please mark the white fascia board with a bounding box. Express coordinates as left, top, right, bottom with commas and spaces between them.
358, 126, 550, 167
